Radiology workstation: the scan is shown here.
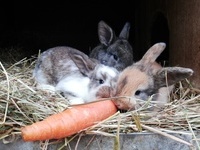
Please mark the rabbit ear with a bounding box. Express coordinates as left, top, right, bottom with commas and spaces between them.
98, 20, 115, 46
119, 22, 130, 39
69, 53, 97, 76
154, 67, 194, 87
139, 42, 166, 65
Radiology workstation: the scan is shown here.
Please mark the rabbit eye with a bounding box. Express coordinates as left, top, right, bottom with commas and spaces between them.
113, 54, 118, 60
99, 79, 104, 84
135, 90, 141, 96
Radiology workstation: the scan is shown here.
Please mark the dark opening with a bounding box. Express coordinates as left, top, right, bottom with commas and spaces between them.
151, 12, 169, 66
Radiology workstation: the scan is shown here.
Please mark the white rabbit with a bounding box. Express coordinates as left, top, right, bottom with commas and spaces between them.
33, 46, 119, 105
112, 42, 193, 110
89, 20, 134, 71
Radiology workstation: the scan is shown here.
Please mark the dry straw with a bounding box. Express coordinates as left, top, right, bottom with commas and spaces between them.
0, 57, 199, 149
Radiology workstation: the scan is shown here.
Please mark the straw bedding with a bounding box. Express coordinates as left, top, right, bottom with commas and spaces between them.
0, 57, 199, 149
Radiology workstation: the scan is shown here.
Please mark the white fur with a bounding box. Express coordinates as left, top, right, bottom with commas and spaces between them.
36, 83, 56, 92
33, 46, 120, 105
55, 76, 90, 104
100, 65, 119, 78
157, 85, 174, 104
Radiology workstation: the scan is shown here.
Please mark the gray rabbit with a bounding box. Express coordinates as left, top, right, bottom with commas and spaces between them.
89, 20, 134, 71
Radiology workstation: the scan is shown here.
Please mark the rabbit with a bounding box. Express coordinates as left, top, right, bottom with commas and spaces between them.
112, 42, 194, 110
33, 46, 119, 105
89, 20, 134, 71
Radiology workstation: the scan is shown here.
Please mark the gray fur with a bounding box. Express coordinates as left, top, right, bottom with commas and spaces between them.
89, 20, 133, 71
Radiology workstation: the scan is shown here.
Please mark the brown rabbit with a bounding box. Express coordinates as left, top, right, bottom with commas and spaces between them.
112, 42, 194, 110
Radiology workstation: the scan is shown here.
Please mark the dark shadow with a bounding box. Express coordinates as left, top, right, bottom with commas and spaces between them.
151, 12, 169, 66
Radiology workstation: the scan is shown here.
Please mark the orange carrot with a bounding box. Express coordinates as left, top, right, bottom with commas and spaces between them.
21, 100, 117, 141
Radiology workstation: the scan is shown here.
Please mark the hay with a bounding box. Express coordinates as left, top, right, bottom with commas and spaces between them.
0, 57, 199, 149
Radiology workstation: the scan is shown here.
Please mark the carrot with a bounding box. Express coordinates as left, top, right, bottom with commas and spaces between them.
21, 100, 117, 141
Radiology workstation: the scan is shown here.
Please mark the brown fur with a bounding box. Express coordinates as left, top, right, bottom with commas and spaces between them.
116, 68, 149, 97
112, 43, 194, 110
